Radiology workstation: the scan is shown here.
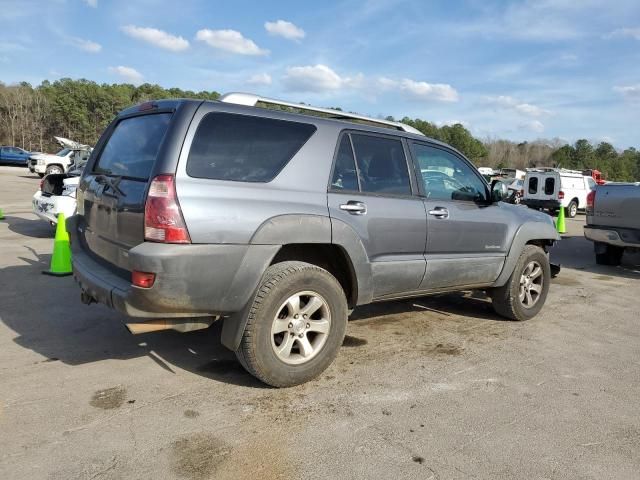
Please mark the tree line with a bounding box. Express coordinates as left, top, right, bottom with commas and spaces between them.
1, 78, 638, 181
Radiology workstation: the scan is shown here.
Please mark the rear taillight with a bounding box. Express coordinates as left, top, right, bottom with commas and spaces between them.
586, 190, 596, 213
558, 190, 565, 200
132, 270, 156, 288
144, 174, 191, 243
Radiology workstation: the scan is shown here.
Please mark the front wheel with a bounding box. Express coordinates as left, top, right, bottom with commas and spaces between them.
235, 261, 348, 387
490, 245, 551, 321
567, 200, 578, 218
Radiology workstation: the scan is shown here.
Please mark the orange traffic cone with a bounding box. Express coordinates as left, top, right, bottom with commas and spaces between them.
43, 213, 72, 276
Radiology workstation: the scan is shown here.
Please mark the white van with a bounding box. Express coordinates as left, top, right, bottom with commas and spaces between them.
522, 168, 597, 217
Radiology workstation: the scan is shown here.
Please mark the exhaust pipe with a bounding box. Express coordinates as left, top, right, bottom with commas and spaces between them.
125, 317, 216, 335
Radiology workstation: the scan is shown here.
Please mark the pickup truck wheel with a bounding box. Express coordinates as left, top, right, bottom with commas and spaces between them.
490, 245, 550, 321
235, 261, 347, 387
595, 244, 624, 266
45, 165, 63, 175
567, 201, 578, 218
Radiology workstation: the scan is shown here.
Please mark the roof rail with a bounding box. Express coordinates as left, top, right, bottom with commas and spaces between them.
219, 92, 425, 136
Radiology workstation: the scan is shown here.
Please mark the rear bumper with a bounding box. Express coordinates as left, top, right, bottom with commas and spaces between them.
68, 215, 280, 319
522, 199, 561, 210
584, 225, 640, 248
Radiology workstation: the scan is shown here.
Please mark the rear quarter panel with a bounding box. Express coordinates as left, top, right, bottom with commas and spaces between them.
175, 103, 337, 244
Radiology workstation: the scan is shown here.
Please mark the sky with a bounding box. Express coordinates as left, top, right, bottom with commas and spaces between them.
1, 0, 639, 148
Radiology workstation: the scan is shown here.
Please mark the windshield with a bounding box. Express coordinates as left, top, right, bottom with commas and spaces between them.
56, 148, 71, 157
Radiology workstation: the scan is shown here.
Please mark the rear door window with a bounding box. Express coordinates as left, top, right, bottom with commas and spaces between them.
186, 112, 316, 182
94, 113, 171, 180
528, 177, 538, 194
350, 133, 411, 195
330, 135, 359, 191
544, 177, 555, 195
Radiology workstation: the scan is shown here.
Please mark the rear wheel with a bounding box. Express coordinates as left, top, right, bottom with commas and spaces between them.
235, 261, 348, 387
594, 243, 624, 266
567, 200, 578, 218
490, 245, 550, 321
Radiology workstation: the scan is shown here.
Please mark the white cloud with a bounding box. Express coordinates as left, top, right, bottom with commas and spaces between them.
69, 37, 101, 53
485, 95, 550, 116
398, 79, 459, 102
283, 64, 347, 92
83, 0, 97, 7
605, 27, 640, 40
265, 20, 305, 41
122, 25, 189, 52
377, 77, 459, 102
108, 66, 143, 85
247, 73, 272, 86
195, 29, 268, 56
519, 120, 545, 133
614, 84, 640, 100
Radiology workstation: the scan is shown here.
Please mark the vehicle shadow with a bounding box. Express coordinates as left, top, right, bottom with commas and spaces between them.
550, 234, 640, 279
1, 248, 512, 389
0, 249, 266, 389
3, 215, 54, 238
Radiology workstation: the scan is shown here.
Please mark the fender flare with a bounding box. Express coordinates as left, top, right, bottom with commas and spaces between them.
493, 221, 560, 287
221, 214, 373, 352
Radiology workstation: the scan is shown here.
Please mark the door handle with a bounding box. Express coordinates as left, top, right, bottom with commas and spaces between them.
428, 207, 449, 219
340, 201, 367, 215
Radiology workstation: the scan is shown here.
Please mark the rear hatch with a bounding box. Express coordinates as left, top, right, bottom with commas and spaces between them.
76, 101, 199, 273
524, 172, 558, 200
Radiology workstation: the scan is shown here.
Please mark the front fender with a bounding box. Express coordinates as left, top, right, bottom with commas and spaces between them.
493, 220, 560, 286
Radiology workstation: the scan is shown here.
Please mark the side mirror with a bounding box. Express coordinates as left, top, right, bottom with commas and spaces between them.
491, 180, 509, 203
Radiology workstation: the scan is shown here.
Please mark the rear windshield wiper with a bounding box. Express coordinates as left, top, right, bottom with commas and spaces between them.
95, 174, 126, 197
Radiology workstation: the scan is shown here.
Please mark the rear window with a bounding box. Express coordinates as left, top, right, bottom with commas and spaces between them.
94, 113, 171, 179
186, 112, 316, 182
544, 177, 555, 195
528, 177, 538, 194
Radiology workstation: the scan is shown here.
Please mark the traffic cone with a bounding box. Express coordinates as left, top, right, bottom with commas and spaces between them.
0, 208, 4, 220
43, 213, 72, 277
556, 206, 566, 234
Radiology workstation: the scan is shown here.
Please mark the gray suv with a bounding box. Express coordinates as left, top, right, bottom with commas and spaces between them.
70, 93, 559, 387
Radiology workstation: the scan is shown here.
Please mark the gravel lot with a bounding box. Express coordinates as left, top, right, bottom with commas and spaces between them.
1, 165, 639, 480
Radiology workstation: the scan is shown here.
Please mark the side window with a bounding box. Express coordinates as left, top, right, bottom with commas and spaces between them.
528, 177, 538, 194
544, 177, 555, 195
350, 134, 411, 195
186, 113, 316, 182
411, 143, 487, 202
330, 135, 359, 191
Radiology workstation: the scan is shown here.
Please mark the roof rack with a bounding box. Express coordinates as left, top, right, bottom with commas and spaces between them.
219, 92, 425, 136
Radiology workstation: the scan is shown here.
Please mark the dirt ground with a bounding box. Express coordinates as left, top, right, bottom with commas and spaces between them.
1, 165, 639, 480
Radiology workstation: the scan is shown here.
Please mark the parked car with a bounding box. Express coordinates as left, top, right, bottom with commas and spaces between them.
28, 137, 92, 177
32, 160, 86, 225
522, 168, 597, 217
0, 146, 32, 165
69, 93, 560, 387
506, 178, 524, 204
584, 182, 640, 265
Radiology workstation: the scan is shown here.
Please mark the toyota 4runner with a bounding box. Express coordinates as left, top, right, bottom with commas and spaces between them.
70, 93, 560, 387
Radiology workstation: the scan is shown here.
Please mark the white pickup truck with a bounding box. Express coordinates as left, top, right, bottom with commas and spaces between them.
28, 137, 92, 177
584, 183, 640, 265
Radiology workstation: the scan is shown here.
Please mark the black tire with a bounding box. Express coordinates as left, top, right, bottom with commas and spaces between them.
490, 245, 551, 321
595, 244, 624, 266
235, 261, 348, 387
45, 165, 63, 175
567, 200, 578, 218
37, 173, 45, 178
